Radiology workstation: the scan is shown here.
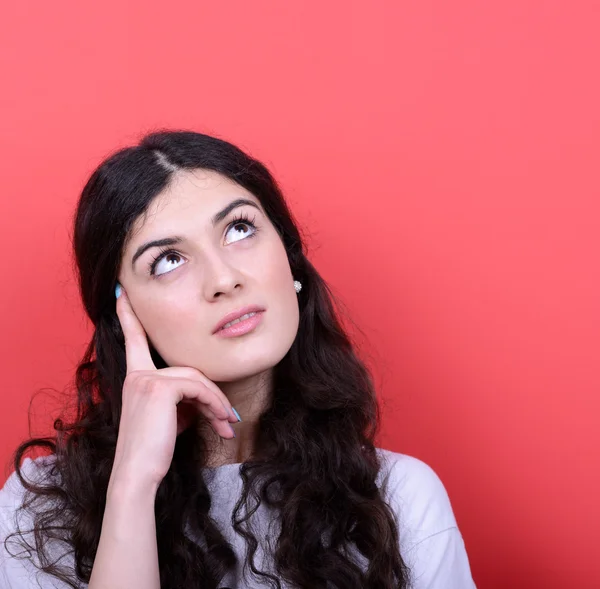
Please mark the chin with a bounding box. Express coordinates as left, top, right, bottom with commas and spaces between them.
206, 358, 278, 383
204, 342, 292, 383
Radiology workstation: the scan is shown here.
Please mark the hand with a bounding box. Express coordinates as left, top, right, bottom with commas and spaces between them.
109, 284, 239, 491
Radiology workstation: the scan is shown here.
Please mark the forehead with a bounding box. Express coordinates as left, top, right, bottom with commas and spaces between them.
129, 168, 260, 239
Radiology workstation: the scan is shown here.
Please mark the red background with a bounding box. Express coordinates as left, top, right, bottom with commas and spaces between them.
1, 2, 599, 587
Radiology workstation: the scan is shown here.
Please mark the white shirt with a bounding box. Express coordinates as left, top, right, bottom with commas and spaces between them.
0, 448, 476, 588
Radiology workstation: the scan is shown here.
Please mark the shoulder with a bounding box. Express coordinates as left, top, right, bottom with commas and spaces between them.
374, 447, 477, 588
374, 447, 458, 548
0, 454, 75, 588
0, 454, 59, 541
0, 454, 58, 516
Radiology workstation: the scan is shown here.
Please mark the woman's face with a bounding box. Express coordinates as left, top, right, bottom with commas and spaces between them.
117, 168, 300, 383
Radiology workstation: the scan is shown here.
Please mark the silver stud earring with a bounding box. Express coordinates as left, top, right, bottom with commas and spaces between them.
294, 280, 302, 294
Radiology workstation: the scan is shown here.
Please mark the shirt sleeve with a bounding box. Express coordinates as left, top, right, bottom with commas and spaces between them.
406, 526, 477, 589
0, 495, 43, 588
378, 450, 477, 589
0, 457, 79, 589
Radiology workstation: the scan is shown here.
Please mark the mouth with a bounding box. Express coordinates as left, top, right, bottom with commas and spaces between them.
214, 310, 265, 337
212, 305, 266, 335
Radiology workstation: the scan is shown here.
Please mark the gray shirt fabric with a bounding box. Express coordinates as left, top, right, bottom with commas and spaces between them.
0, 447, 476, 588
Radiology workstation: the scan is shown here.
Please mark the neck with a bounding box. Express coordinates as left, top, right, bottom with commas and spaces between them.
200, 369, 273, 467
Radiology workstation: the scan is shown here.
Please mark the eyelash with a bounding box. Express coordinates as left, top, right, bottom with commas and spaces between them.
147, 212, 260, 277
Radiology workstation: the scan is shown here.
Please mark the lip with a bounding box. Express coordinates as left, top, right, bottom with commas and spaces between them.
212, 305, 266, 334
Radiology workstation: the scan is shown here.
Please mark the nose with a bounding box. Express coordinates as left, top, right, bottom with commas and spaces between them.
201, 249, 244, 300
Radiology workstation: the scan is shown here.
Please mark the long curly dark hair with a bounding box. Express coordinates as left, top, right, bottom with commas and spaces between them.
4, 130, 411, 588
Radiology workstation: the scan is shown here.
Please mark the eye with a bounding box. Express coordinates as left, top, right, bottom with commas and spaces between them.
224, 212, 259, 244
149, 249, 185, 277
147, 212, 260, 278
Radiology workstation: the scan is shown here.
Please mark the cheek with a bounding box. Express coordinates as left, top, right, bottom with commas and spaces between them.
252, 234, 297, 311
259, 236, 294, 287
136, 299, 196, 358
266, 248, 300, 335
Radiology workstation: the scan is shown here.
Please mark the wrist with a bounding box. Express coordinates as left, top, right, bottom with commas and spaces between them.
107, 470, 159, 503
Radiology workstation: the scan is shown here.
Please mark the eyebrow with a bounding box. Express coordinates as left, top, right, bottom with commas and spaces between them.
131, 198, 261, 269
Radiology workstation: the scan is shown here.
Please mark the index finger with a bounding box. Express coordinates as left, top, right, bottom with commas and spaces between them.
115, 284, 156, 374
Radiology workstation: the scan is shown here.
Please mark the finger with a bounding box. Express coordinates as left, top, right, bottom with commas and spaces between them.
159, 367, 239, 423
115, 285, 156, 374
169, 377, 233, 422
176, 395, 236, 439
194, 406, 236, 439
176, 403, 235, 439
178, 398, 219, 422
190, 372, 241, 423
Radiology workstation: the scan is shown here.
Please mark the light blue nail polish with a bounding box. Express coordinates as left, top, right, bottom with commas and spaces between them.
115, 283, 122, 299
232, 407, 242, 422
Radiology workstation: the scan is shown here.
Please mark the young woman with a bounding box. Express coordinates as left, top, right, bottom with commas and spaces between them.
0, 130, 476, 588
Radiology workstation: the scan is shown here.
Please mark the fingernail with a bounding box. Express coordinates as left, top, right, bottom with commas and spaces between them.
115, 283, 122, 299
230, 424, 236, 437
231, 407, 242, 422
